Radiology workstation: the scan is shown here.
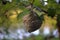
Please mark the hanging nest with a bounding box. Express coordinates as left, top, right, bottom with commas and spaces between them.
23, 11, 43, 33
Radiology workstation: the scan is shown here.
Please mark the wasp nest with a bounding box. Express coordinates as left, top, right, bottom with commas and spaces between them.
23, 11, 43, 33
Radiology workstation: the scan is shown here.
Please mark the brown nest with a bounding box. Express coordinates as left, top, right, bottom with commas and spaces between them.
23, 11, 43, 33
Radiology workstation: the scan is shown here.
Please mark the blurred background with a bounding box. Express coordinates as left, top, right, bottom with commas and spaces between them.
0, 0, 60, 40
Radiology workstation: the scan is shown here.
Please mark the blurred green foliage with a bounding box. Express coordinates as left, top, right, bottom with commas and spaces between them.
0, 1, 60, 40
